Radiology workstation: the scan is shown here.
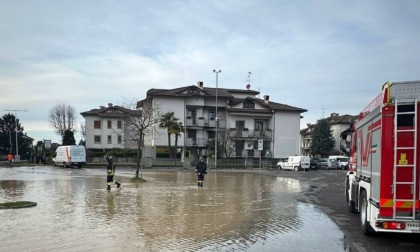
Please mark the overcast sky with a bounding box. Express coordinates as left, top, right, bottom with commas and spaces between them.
1, 0, 420, 144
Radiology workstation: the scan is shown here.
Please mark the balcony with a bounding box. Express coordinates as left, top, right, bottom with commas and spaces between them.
227, 129, 272, 139
185, 117, 226, 128
186, 138, 208, 147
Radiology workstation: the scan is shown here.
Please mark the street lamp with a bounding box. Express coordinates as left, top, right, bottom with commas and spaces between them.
213, 69, 221, 168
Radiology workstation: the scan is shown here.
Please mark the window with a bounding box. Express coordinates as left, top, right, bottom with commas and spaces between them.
118, 135, 122, 144
208, 111, 216, 120
243, 101, 255, 109
107, 135, 112, 144
94, 121, 101, 129
188, 110, 196, 124
107, 120, 112, 129
94, 135, 101, 144
117, 121, 122, 129
255, 120, 264, 131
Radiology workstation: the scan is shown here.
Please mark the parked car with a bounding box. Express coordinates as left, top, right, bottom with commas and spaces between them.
327, 159, 338, 169
310, 159, 318, 170
328, 155, 349, 170
277, 157, 289, 169
316, 158, 338, 169
316, 158, 329, 169
277, 156, 310, 171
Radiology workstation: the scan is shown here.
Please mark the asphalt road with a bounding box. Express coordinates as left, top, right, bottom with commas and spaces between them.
255, 168, 420, 252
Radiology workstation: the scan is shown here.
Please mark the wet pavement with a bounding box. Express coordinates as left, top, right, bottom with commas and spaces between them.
0, 166, 345, 251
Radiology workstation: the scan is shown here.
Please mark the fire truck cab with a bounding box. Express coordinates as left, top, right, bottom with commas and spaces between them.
343, 81, 420, 235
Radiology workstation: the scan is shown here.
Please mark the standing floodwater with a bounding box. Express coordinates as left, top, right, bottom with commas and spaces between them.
0, 166, 344, 251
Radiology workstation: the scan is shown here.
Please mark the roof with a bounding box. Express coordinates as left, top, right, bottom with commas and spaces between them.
228, 97, 307, 113
145, 86, 235, 98
80, 105, 139, 118
328, 114, 357, 125
140, 85, 306, 112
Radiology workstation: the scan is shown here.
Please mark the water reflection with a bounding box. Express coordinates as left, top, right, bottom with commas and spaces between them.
0, 167, 344, 251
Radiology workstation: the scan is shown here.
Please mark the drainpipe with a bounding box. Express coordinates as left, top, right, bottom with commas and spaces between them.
272, 110, 275, 158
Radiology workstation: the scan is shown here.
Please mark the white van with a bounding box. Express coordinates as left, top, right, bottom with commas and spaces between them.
53, 145, 86, 168
277, 156, 311, 171
328, 155, 349, 170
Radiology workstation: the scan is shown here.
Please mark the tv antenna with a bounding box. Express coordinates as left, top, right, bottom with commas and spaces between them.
246, 71, 252, 90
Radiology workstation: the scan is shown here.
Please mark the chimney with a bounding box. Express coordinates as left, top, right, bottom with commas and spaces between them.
108, 103, 113, 107
263, 95, 270, 104
331, 112, 339, 117
197, 81, 204, 89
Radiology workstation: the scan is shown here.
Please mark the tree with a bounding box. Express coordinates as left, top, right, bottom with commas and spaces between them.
62, 130, 76, 145
158, 112, 179, 159
78, 139, 85, 146
311, 118, 335, 157
49, 104, 77, 139
219, 130, 236, 158
0, 113, 25, 155
172, 121, 184, 159
122, 98, 159, 179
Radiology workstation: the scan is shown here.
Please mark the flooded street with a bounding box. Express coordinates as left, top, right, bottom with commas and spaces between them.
0, 166, 344, 251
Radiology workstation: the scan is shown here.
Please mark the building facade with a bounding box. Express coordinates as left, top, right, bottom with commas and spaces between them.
300, 113, 357, 156
137, 82, 307, 160
80, 104, 138, 152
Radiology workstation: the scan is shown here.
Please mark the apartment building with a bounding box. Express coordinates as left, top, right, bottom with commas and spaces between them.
137, 82, 307, 160
80, 103, 138, 151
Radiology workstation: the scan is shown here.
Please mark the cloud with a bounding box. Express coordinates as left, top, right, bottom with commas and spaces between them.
1, 0, 420, 140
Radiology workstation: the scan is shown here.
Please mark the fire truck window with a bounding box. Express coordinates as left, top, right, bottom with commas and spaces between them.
397, 104, 415, 127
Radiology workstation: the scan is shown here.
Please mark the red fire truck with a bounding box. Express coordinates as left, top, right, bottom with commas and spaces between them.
342, 80, 420, 235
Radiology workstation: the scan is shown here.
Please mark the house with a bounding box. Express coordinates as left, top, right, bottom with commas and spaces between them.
80, 103, 139, 152
300, 113, 357, 156
137, 81, 307, 160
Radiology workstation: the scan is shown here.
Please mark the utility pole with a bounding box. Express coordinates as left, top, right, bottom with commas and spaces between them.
213, 69, 221, 169
4, 109, 28, 161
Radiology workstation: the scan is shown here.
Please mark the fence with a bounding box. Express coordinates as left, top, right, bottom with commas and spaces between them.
86, 156, 279, 169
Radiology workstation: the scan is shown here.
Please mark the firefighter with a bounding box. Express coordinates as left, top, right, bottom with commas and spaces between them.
106, 155, 121, 191
7, 153, 13, 168
195, 156, 207, 187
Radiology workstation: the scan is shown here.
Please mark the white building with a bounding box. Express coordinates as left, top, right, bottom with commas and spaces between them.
137, 82, 307, 160
300, 113, 357, 156
80, 103, 138, 152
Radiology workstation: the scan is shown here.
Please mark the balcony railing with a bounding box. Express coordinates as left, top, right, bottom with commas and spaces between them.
185, 118, 226, 128
227, 129, 272, 139
186, 138, 208, 147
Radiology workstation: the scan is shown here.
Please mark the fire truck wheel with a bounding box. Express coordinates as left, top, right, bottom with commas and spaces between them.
360, 190, 374, 235
294, 166, 299, 171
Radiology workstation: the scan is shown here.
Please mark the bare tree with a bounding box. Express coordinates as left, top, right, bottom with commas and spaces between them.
49, 104, 77, 138
121, 98, 159, 179
219, 130, 237, 158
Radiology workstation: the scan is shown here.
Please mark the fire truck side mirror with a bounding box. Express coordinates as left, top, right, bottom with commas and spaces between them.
340, 139, 350, 154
